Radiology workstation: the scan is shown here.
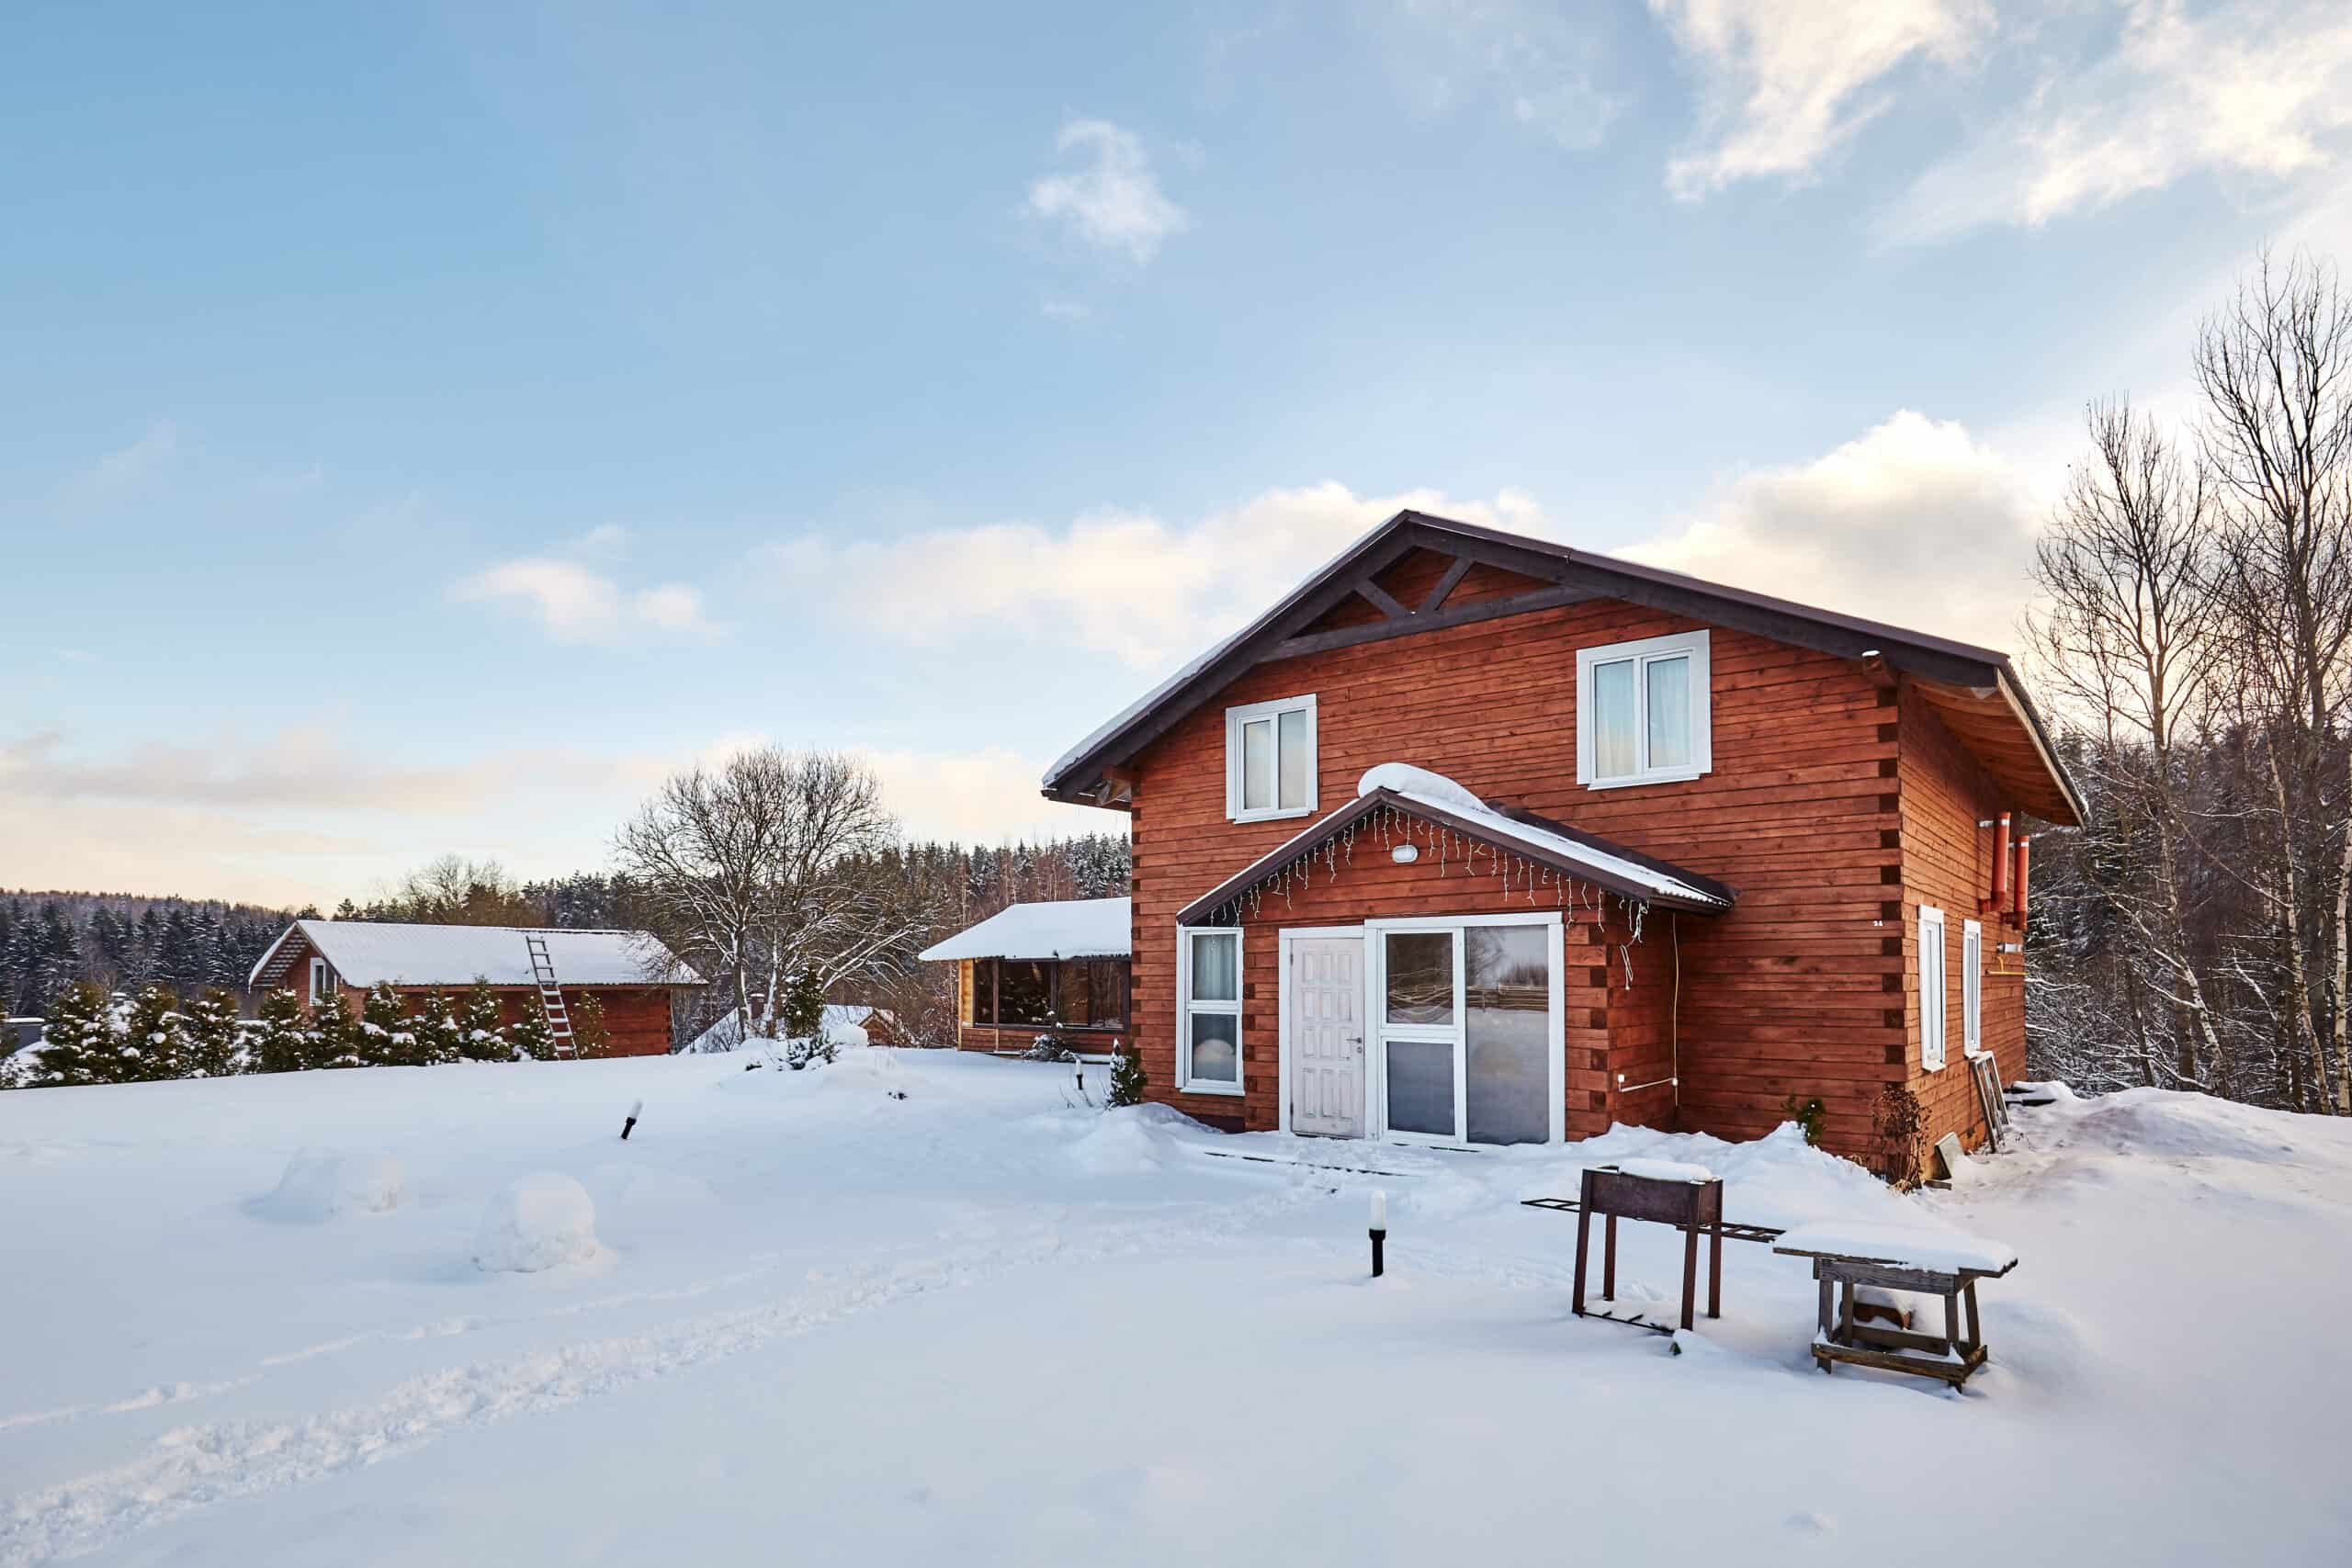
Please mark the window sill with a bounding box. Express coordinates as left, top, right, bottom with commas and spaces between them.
1580, 768, 1709, 792
1230, 806, 1317, 824
1178, 1079, 1245, 1098
1923, 1057, 1949, 1073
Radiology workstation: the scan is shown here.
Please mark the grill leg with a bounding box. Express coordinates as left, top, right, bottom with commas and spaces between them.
1571, 1203, 1591, 1317
1679, 1223, 1699, 1332
1708, 1224, 1724, 1320
1603, 1213, 1617, 1303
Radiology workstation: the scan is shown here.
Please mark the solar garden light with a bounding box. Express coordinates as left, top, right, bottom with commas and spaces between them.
1369, 1189, 1388, 1278
621, 1100, 642, 1141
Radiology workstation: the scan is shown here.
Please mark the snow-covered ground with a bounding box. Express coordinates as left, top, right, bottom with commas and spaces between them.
4, 1054, 2347, 1565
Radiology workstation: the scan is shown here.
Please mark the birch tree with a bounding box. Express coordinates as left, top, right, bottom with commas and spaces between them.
2196, 249, 2352, 1111
2027, 400, 2228, 1086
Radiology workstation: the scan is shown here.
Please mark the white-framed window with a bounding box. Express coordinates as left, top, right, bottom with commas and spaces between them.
1225, 694, 1317, 822
1919, 905, 1948, 1072
1575, 629, 1712, 789
1365, 912, 1564, 1147
309, 957, 333, 1005
1962, 919, 1984, 1057
1177, 927, 1244, 1095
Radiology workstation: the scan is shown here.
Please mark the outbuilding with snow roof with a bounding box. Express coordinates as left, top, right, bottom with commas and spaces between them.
917, 897, 1132, 1055
247, 919, 704, 1057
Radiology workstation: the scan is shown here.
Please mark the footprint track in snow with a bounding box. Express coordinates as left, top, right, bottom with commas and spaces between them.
0, 1187, 1317, 1567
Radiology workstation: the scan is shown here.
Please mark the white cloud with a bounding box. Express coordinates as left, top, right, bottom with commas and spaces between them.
858, 745, 1117, 845
451, 553, 710, 644
1883, 0, 2352, 242
1370, 0, 1627, 150
1619, 409, 2044, 652
0, 727, 677, 907
765, 481, 1553, 671
62, 420, 183, 502
1040, 298, 1093, 321
1026, 119, 1190, 263
1652, 0, 1989, 197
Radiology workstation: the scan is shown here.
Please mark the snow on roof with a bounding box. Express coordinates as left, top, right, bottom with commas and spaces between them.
249, 920, 700, 990
918, 897, 1133, 962
1356, 765, 1729, 908
1773, 1220, 2019, 1275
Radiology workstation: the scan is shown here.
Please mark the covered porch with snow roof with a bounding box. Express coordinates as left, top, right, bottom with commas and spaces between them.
1164, 768, 1734, 1150
918, 897, 1134, 1055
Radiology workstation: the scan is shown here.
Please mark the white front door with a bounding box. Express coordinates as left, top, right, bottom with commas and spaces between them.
1289, 937, 1364, 1136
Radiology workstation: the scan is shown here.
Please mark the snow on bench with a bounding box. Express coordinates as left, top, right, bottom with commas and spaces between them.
1604, 1157, 1717, 1184
1772, 1220, 2018, 1276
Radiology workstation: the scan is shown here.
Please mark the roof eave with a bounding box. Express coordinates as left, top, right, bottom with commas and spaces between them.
1174, 788, 1733, 925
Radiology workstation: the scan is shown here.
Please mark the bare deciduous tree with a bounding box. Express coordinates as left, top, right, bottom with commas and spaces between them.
2028, 399, 2227, 1086
2197, 248, 2352, 1111
615, 749, 921, 1040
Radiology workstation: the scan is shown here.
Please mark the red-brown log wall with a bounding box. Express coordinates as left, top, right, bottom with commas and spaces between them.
1126, 547, 1910, 1160
1895, 683, 2029, 1173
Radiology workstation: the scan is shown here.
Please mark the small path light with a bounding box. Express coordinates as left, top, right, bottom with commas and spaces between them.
1369, 1188, 1388, 1278
620, 1100, 642, 1141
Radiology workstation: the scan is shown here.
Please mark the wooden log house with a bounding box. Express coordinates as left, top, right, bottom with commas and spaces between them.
1039, 511, 2080, 1177
246, 919, 703, 1056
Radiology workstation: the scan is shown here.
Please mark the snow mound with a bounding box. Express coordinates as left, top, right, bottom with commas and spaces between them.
1066, 1105, 1185, 1174
1357, 763, 1485, 814
2044, 1087, 2334, 1166
472, 1173, 605, 1273
253, 1148, 405, 1222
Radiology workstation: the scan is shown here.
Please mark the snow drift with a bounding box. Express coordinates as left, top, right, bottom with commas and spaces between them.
251, 1149, 405, 1222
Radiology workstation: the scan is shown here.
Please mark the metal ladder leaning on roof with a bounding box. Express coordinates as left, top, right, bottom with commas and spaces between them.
522, 931, 578, 1058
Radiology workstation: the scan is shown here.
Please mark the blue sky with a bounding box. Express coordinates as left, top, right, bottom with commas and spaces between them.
8, 0, 2351, 905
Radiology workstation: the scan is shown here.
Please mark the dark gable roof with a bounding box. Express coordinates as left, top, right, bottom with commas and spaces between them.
1045, 509, 2085, 826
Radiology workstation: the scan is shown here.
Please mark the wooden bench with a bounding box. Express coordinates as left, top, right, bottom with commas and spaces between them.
1772, 1225, 2018, 1388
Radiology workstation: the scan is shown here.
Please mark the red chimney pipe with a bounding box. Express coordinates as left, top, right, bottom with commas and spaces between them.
2011, 834, 2030, 924
1990, 811, 2010, 909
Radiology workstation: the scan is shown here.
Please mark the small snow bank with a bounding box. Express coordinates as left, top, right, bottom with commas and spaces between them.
251, 1148, 405, 1222
1356, 762, 1487, 814
1065, 1102, 1200, 1175
2029, 1085, 2343, 1166
472, 1173, 605, 1273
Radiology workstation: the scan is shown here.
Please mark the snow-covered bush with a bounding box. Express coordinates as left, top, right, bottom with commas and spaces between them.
180, 987, 244, 1077
410, 987, 469, 1066
472, 1173, 604, 1272
361, 982, 419, 1066
17, 983, 118, 1088
250, 987, 309, 1075
459, 978, 508, 1062
509, 1002, 560, 1061
782, 1032, 837, 1070
571, 992, 613, 1057
309, 992, 367, 1070
1106, 1043, 1146, 1109
118, 985, 186, 1082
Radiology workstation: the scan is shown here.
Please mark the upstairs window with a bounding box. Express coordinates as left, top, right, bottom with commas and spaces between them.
1576, 630, 1712, 788
1226, 694, 1317, 822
